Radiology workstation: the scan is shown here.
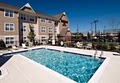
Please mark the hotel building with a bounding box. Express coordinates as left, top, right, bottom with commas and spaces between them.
0, 2, 71, 46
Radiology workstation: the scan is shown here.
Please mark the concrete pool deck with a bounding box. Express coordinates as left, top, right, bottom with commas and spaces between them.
0, 45, 120, 83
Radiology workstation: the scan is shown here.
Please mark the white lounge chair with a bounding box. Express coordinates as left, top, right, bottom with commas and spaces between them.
86, 43, 92, 50
76, 42, 83, 48
12, 45, 18, 50
60, 41, 64, 46
22, 44, 27, 49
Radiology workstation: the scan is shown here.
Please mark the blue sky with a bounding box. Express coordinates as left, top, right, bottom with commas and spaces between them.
1, 0, 120, 33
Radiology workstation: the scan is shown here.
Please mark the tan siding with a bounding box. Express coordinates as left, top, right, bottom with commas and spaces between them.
0, 8, 19, 36
59, 22, 68, 33
22, 7, 35, 13
38, 18, 55, 35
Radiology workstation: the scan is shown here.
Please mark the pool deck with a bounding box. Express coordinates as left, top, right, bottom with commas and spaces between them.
0, 45, 120, 83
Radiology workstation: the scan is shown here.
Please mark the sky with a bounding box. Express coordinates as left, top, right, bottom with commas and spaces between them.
1, 0, 120, 33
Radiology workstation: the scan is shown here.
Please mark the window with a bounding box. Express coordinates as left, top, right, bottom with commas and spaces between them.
41, 26, 46, 32
30, 16, 35, 22
23, 37, 27, 42
20, 14, 27, 20
48, 19, 53, 23
4, 23, 14, 31
41, 36, 46, 41
5, 37, 14, 44
21, 26, 26, 31
48, 27, 52, 33
4, 10, 14, 18
62, 23, 66, 26
40, 18, 46, 22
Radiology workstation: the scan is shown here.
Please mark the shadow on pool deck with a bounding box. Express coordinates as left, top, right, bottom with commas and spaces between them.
0, 56, 12, 67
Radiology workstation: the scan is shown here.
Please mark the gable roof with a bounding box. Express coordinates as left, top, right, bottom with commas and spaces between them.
0, 2, 56, 20
0, 2, 19, 10
36, 12, 56, 20
54, 12, 69, 21
20, 3, 36, 13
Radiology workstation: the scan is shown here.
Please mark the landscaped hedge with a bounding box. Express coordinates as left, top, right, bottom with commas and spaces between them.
0, 39, 6, 49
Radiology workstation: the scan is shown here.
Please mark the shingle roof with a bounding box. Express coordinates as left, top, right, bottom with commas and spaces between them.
36, 12, 56, 20
54, 12, 69, 21
60, 28, 68, 36
0, 2, 56, 20
0, 2, 19, 10
54, 12, 64, 20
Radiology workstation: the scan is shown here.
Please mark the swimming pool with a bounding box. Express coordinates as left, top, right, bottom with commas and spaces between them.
21, 48, 104, 83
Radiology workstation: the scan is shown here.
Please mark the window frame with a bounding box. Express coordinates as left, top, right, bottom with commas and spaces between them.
41, 36, 46, 42
4, 23, 15, 31
21, 25, 26, 32
40, 26, 46, 33
40, 18, 46, 23
29, 16, 35, 22
20, 14, 27, 21
23, 37, 27, 43
5, 36, 15, 44
4, 9, 14, 18
48, 19, 53, 23
48, 27, 53, 33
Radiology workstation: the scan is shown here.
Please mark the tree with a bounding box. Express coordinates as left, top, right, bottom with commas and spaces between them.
118, 32, 120, 43
87, 32, 91, 41
27, 24, 36, 45
0, 39, 6, 49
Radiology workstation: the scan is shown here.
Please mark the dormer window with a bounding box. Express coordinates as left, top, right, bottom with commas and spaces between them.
40, 18, 46, 23
4, 9, 14, 18
29, 16, 35, 22
48, 19, 53, 23
62, 23, 66, 26
20, 14, 27, 20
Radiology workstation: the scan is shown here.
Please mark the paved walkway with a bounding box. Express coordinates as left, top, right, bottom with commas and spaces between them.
0, 45, 120, 83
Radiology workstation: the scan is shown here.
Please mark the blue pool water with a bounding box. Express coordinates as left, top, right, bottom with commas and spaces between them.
21, 49, 104, 83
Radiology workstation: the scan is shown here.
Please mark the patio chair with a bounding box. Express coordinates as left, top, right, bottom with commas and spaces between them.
12, 45, 18, 50
76, 42, 83, 48
86, 43, 92, 50
22, 43, 27, 49
0, 70, 1, 75
60, 41, 64, 46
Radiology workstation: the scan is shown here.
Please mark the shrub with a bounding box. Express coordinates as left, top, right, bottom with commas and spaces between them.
96, 43, 108, 50
7, 45, 12, 48
102, 44, 108, 50
0, 39, 6, 49
109, 43, 116, 51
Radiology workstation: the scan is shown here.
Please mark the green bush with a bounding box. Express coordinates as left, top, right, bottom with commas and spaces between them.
0, 39, 6, 49
102, 44, 108, 50
109, 43, 116, 51
7, 45, 12, 48
96, 43, 108, 50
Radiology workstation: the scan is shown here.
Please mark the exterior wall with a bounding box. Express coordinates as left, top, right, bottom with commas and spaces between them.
65, 31, 71, 41
0, 3, 70, 46
38, 18, 55, 35
55, 22, 60, 34
0, 35, 19, 47
59, 22, 68, 32
38, 18, 55, 43
22, 8, 34, 13
0, 8, 19, 46
19, 13, 38, 44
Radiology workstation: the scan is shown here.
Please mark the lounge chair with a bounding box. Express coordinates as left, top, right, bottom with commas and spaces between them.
22, 43, 27, 49
12, 45, 18, 50
0, 70, 1, 75
86, 43, 92, 50
76, 42, 83, 48
60, 41, 64, 46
